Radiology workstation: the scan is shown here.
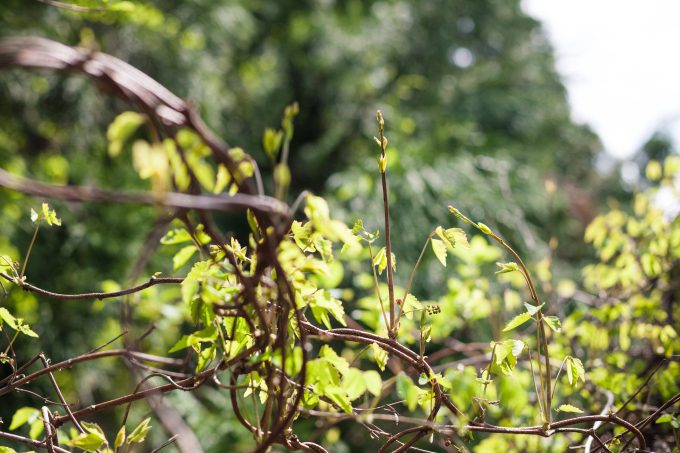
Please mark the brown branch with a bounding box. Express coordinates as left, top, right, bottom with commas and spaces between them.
0, 168, 288, 216
1, 272, 182, 301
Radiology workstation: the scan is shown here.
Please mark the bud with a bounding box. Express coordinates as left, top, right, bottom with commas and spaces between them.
477, 222, 492, 235
376, 110, 384, 129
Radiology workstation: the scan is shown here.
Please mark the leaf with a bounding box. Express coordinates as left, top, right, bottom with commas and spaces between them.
310, 290, 347, 328
372, 247, 395, 275
160, 228, 193, 245
0, 447, 18, 453
523, 302, 544, 316
544, 316, 562, 332
363, 370, 382, 396
401, 294, 423, 320
371, 343, 388, 371
655, 414, 673, 424
9, 407, 39, 430
107, 111, 145, 157
66, 432, 106, 451
566, 356, 585, 386
319, 345, 350, 375
29, 417, 44, 440
173, 245, 197, 271
443, 227, 469, 248
343, 368, 367, 401
323, 385, 353, 414
0, 308, 37, 337
431, 238, 447, 267
502, 312, 532, 332
557, 404, 583, 413
641, 253, 662, 277
495, 262, 520, 274
127, 417, 152, 444
114, 426, 126, 449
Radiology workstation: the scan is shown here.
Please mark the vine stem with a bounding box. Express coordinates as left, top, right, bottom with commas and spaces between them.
376, 111, 397, 338
20, 225, 39, 278
449, 206, 553, 424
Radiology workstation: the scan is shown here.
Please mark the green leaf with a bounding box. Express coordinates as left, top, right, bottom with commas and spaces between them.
557, 404, 583, 413
114, 426, 126, 449
0, 309, 39, 337
319, 345, 350, 375
434, 226, 469, 250
160, 228, 193, 245
107, 111, 145, 157
29, 417, 44, 440
565, 356, 585, 386
31, 203, 61, 226
343, 368, 367, 401
502, 312, 532, 332
262, 128, 283, 162
371, 343, 388, 371
66, 431, 106, 451
401, 294, 423, 320
323, 385, 353, 414
641, 253, 662, 277
127, 417, 152, 444
0, 447, 18, 453
173, 245, 197, 271
544, 316, 562, 332
363, 370, 382, 396
310, 290, 347, 328
9, 407, 39, 430
655, 414, 673, 424
431, 238, 447, 267
495, 262, 519, 274
372, 247, 395, 275
523, 302, 544, 316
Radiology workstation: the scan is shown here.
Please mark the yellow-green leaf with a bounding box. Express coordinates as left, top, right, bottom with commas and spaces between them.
431, 238, 447, 267
557, 404, 583, 413
502, 312, 532, 332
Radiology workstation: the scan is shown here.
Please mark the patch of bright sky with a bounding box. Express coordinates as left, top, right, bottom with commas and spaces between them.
522, 0, 680, 159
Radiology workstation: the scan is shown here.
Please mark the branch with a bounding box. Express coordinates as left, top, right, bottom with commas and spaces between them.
1, 272, 182, 301
0, 168, 289, 216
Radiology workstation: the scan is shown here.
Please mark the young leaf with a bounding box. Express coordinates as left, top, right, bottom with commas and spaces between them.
557, 404, 583, 413
66, 432, 106, 452
566, 356, 585, 386
9, 407, 39, 431
173, 245, 197, 271
107, 111, 145, 157
363, 370, 382, 396
544, 316, 562, 332
114, 426, 126, 450
502, 312, 532, 332
323, 385, 353, 414
127, 417, 152, 444
495, 262, 519, 274
431, 238, 447, 267
523, 302, 545, 316
402, 294, 423, 320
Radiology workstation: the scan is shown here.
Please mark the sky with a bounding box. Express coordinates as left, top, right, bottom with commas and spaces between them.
522, 0, 680, 159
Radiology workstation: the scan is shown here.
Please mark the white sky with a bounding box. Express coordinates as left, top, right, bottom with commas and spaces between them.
522, 0, 680, 159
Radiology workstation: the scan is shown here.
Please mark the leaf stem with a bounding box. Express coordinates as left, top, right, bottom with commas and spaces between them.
20, 225, 39, 278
